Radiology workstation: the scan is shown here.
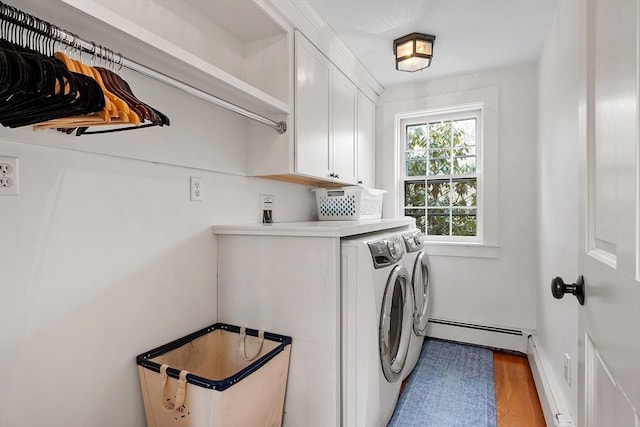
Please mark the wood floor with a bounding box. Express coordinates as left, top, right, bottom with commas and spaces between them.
494, 352, 546, 427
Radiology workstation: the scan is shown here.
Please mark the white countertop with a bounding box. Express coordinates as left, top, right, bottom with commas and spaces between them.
212, 218, 415, 237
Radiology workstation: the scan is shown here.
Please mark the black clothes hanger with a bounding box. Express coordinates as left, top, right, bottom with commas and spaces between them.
0, 43, 105, 127
0, 8, 106, 128
0, 0, 169, 134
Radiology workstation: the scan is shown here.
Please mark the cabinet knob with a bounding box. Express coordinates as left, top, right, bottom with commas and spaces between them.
329, 173, 335, 178
335, 173, 339, 179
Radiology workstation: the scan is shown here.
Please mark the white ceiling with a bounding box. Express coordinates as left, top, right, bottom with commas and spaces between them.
305, 0, 557, 88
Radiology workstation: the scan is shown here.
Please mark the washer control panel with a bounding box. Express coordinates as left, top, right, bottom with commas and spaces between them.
402, 230, 425, 253
368, 236, 404, 269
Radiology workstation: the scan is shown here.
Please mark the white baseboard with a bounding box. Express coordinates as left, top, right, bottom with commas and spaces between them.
527, 334, 576, 427
425, 318, 529, 353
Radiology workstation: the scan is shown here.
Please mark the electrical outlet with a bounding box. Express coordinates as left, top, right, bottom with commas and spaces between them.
563, 353, 571, 385
0, 163, 11, 174
260, 194, 275, 223
190, 176, 203, 201
0, 156, 18, 196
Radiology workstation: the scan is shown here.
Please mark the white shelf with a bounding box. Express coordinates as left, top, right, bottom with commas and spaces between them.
19, 0, 291, 118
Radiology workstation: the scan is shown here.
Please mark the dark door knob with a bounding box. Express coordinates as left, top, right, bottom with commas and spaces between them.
551, 276, 585, 305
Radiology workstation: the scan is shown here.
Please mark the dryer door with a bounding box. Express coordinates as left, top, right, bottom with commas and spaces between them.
412, 251, 431, 336
379, 264, 413, 382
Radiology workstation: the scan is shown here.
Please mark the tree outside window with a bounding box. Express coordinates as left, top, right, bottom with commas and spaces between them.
403, 114, 479, 238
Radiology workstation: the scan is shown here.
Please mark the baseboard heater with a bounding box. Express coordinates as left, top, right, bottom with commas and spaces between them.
426, 317, 527, 353
428, 318, 523, 336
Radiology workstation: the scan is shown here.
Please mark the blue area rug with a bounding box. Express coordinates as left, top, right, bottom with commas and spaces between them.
388, 339, 496, 427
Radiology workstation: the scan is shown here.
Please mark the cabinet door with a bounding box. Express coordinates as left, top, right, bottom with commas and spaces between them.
295, 34, 331, 180
357, 91, 375, 187
331, 69, 358, 184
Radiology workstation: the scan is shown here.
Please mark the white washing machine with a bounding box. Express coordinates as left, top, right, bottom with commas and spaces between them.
341, 232, 414, 427
401, 229, 431, 381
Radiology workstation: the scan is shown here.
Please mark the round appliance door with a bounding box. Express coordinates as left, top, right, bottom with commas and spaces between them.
412, 250, 431, 336
379, 264, 413, 382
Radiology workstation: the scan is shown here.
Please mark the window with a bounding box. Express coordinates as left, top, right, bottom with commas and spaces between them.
402, 108, 481, 241
383, 87, 498, 257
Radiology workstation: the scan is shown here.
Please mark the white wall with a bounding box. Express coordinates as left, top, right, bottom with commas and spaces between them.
0, 71, 316, 427
537, 0, 580, 418
378, 64, 539, 334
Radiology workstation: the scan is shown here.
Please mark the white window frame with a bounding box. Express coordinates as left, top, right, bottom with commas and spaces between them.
400, 107, 483, 243
381, 87, 499, 258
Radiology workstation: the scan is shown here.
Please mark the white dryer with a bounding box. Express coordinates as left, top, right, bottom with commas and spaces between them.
341, 232, 413, 427
401, 229, 431, 380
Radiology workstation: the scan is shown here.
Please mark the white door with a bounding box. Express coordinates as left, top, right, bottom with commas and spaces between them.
576, 0, 640, 425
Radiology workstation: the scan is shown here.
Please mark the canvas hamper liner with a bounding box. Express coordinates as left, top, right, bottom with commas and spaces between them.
137, 323, 292, 427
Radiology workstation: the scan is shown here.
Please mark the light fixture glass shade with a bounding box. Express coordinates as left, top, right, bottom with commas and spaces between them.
393, 33, 436, 72
397, 56, 432, 72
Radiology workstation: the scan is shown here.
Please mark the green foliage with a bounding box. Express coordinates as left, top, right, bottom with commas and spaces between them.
452, 209, 476, 236
405, 119, 476, 177
404, 118, 478, 237
427, 180, 450, 206
405, 182, 425, 207
427, 208, 449, 235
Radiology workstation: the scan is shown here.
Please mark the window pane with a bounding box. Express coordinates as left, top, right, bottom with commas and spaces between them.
428, 122, 452, 149
452, 156, 476, 174
428, 158, 451, 175
428, 148, 451, 159
406, 125, 428, 150
406, 151, 427, 161
451, 209, 477, 236
453, 118, 476, 146
405, 208, 426, 233
454, 146, 476, 156
406, 160, 427, 176
427, 208, 450, 235
450, 179, 477, 207
426, 180, 450, 206
405, 181, 425, 207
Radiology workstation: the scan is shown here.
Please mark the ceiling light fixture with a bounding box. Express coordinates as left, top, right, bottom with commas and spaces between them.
393, 33, 436, 72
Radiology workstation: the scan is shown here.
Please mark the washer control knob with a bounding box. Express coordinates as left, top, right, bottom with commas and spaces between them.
387, 240, 397, 258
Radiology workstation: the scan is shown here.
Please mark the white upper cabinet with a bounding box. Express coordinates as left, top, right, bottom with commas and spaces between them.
246, 30, 375, 187
295, 32, 358, 185
295, 33, 332, 180
357, 92, 375, 187
330, 70, 358, 184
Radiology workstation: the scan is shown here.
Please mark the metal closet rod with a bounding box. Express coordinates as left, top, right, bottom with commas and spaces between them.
0, 2, 287, 134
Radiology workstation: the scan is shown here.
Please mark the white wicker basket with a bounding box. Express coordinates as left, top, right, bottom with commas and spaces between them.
312, 186, 385, 220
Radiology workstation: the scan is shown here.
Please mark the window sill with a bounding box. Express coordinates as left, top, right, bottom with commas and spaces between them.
424, 241, 500, 258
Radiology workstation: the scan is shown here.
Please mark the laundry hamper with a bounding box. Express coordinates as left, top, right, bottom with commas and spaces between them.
137, 323, 292, 427
312, 186, 385, 220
